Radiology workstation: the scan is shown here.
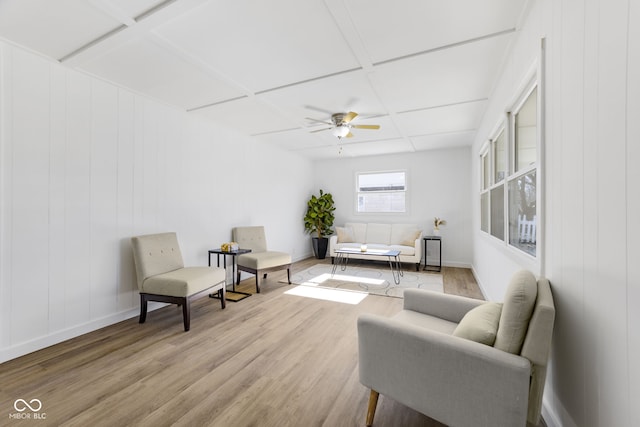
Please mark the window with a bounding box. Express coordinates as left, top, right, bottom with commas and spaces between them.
357, 171, 406, 213
493, 129, 506, 183
490, 186, 505, 240
480, 123, 507, 241
514, 89, 537, 172
508, 87, 538, 256
479, 81, 540, 258
508, 170, 536, 256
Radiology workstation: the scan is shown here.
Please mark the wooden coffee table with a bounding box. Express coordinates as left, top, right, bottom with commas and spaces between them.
332, 248, 403, 284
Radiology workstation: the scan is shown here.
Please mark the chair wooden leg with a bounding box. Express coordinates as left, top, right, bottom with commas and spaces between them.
255, 274, 261, 293
287, 268, 291, 284
219, 289, 226, 309
182, 298, 190, 332
366, 389, 379, 427
139, 294, 148, 324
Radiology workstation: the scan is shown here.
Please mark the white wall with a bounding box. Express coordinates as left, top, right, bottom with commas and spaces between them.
314, 148, 472, 268
471, 1, 639, 426
0, 42, 315, 362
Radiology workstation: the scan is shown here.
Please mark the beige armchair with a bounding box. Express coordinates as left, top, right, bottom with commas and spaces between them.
232, 226, 291, 293
358, 270, 555, 427
131, 232, 226, 331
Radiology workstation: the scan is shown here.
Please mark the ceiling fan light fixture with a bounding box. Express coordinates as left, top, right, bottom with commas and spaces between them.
333, 125, 350, 138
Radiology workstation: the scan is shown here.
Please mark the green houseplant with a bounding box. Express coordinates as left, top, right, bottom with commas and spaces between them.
304, 189, 336, 259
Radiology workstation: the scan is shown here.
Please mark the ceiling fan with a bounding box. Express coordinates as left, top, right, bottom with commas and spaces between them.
308, 111, 380, 139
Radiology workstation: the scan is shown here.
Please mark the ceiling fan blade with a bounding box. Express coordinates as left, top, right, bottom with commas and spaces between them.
352, 124, 380, 130
306, 117, 332, 125
345, 132, 354, 138
304, 105, 334, 115
343, 111, 358, 123
310, 127, 333, 133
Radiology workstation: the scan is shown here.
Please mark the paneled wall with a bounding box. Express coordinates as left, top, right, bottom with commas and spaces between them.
314, 147, 472, 268
471, 0, 639, 426
0, 43, 314, 362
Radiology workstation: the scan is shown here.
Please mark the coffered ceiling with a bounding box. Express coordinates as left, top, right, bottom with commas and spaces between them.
0, 0, 529, 159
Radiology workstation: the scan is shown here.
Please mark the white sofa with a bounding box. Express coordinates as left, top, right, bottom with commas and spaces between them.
329, 223, 423, 271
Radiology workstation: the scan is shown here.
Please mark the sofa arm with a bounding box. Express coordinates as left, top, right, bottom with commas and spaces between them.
329, 235, 338, 257
358, 313, 531, 427
403, 288, 485, 323
413, 232, 423, 260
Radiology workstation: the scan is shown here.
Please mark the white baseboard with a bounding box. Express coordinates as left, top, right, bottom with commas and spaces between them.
441, 260, 472, 269
0, 302, 165, 364
470, 265, 489, 299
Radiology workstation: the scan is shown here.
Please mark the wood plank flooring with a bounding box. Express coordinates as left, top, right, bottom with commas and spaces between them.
0, 258, 483, 427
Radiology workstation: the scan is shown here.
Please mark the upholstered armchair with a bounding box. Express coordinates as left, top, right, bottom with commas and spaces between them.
358, 270, 555, 427
131, 232, 226, 331
232, 226, 291, 293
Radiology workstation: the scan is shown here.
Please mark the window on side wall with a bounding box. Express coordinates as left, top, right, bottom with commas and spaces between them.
356, 171, 406, 213
480, 125, 507, 240
479, 80, 540, 258
508, 87, 538, 256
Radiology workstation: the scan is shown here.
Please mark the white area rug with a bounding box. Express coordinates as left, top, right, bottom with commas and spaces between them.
284, 263, 443, 298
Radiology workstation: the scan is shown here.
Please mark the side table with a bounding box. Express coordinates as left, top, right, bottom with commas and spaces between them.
422, 236, 442, 272
208, 248, 252, 301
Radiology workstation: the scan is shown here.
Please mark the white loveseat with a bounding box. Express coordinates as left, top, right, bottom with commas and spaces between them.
329, 223, 423, 271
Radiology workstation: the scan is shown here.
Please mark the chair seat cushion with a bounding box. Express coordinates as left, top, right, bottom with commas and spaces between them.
392, 310, 458, 335
142, 266, 225, 297
238, 251, 291, 270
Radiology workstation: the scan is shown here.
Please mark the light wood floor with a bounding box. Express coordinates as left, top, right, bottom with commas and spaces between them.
0, 258, 483, 426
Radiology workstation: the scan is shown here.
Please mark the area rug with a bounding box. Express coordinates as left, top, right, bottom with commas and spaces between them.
283, 263, 443, 298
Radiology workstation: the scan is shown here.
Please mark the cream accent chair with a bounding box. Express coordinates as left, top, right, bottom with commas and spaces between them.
232, 226, 291, 293
358, 270, 555, 427
131, 232, 226, 331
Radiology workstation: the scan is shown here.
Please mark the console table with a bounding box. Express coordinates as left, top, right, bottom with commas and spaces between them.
422, 236, 442, 272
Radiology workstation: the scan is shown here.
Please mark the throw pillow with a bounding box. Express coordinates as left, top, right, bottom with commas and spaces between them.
399, 229, 421, 246
453, 302, 503, 346
336, 227, 355, 243
493, 270, 538, 354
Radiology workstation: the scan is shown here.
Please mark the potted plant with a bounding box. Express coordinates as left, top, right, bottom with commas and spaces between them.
304, 189, 336, 259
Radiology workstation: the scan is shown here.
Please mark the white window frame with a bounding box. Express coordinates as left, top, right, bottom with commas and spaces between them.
506, 80, 540, 258
479, 63, 543, 262
355, 170, 408, 214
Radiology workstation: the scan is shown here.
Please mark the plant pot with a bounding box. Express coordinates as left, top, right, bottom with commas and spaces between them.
312, 237, 329, 259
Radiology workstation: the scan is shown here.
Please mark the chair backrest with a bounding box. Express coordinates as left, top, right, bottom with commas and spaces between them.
131, 232, 185, 290
521, 277, 555, 424
232, 226, 268, 252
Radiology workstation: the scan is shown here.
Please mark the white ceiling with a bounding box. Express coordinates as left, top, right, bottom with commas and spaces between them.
0, 0, 529, 160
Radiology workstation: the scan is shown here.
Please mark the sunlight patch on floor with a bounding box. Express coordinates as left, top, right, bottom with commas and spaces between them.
303, 272, 386, 286
284, 285, 367, 305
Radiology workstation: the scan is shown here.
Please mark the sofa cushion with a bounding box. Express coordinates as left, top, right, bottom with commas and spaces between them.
336, 226, 355, 243
398, 229, 421, 246
453, 302, 503, 346
391, 224, 420, 245
365, 223, 392, 245
494, 270, 538, 354
389, 245, 417, 256
345, 222, 367, 243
